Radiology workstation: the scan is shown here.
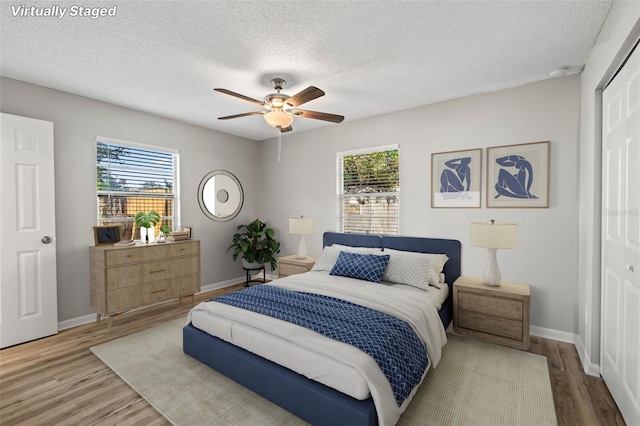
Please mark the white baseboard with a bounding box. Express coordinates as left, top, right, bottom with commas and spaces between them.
530, 325, 601, 377
58, 274, 279, 332
574, 336, 601, 377
58, 313, 99, 331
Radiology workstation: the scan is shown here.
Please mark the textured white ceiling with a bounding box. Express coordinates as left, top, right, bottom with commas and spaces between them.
1, 1, 612, 141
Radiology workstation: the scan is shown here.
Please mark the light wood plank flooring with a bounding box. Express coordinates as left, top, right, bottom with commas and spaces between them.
0, 284, 625, 426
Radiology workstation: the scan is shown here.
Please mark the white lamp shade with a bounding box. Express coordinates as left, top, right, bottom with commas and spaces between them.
470, 222, 517, 249
289, 217, 315, 235
264, 111, 294, 128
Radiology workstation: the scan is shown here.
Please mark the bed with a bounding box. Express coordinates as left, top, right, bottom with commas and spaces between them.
183, 232, 461, 426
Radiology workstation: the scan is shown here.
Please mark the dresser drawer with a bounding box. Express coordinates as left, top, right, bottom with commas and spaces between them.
171, 241, 199, 257
458, 291, 523, 320
105, 244, 172, 266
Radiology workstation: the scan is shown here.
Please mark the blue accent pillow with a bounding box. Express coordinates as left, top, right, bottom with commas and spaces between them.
329, 251, 390, 283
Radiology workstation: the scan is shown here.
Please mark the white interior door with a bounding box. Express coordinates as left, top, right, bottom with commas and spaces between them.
0, 113, 58, 348
601, 44, 640, 426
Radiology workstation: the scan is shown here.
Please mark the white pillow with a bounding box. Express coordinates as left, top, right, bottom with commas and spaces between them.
383, 249, 449, 289
312, 244, 381, 271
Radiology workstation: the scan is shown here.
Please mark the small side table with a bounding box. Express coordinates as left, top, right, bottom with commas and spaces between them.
243, 265, 266, 287
453, 276, 530, 351
278, 255, 317, 278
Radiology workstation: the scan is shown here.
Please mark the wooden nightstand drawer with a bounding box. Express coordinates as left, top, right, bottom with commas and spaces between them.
278, 255, 317, 278
457, 291, 523, 320
457, 309, 523, 340
453, 276, 530, 351
279, 262, 309, 276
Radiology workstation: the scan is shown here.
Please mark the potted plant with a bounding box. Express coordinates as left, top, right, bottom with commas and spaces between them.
228, 218, 281, 270
157, 224, 171, 243
135, 210, 161, 243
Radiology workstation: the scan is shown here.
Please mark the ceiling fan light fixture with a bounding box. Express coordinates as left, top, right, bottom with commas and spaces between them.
264, 110, 293, 128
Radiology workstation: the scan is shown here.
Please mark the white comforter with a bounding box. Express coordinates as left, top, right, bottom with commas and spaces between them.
188, 271, 447, 426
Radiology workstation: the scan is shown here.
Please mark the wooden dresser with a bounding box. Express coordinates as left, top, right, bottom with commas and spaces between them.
278, 255, 317, 278
453, 276, 530, 350
90, 239, 200, 330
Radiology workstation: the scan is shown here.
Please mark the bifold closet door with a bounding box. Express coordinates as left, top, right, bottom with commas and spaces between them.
601, 43, 640, 426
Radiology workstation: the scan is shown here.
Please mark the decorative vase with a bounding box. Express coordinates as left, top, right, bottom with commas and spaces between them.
140, 226, 148, 243
148, 225, 156, 243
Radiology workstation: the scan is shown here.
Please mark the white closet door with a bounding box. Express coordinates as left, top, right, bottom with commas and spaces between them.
601, 44, 640, 426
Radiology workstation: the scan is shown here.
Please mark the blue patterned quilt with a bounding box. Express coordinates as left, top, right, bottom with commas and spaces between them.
213, 285, 428, 406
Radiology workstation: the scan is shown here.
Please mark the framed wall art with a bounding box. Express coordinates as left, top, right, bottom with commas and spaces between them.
486, 141, 550, 208
431, 148, 482, 208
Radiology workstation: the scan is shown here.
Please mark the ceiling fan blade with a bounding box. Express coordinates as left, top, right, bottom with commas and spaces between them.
280, 125, 293, 133
214, 88, 265, 107
285, 86, 325, 107
218, 111, 266, 120
294, 109, 344, 123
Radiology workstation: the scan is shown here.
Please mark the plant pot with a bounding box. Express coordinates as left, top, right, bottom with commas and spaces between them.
242, 259, 264, 270
140, 226, 148, 243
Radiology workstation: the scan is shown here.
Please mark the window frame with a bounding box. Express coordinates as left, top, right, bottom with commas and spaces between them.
95, 136, 181, 239
336, 144, 399, 235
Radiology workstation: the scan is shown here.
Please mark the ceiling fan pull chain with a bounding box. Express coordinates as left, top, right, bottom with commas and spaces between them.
277, 127, 282, 162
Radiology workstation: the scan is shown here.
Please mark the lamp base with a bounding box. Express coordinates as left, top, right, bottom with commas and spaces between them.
483, 248, 502, 286
296, 235, 308, 259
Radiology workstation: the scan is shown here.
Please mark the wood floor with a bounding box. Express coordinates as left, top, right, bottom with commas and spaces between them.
0, 284, 625, 426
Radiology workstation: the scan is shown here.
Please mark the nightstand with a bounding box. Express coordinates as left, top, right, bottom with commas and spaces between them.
453, 276, 530, 351
278, 255, 317, 278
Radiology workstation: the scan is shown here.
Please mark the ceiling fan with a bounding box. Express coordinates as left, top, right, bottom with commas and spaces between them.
214, 78, 344, 132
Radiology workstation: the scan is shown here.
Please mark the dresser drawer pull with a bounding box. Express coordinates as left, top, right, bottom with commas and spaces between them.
150, 269, 166, 274
150, 289, 166, 295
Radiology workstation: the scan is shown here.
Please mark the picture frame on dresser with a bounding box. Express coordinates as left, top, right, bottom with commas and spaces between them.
431, 148, 482, 208
93, 225, 122, 246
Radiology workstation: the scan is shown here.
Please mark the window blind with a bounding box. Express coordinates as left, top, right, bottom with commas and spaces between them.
337, 145, 399, 235
96, 140, 178, 240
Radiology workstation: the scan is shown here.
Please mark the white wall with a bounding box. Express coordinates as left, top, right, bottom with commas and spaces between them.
0, 77, 261, 322
578, 1, 640, 373
258, 76, 581, 334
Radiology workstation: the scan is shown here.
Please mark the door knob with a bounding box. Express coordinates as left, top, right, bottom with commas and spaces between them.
627, 265, 635, 272
41, 236, 53, 244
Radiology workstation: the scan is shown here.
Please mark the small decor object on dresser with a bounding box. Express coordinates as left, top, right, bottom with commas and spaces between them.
134, 210, 160, 243
278, 255, 317, 278
453, 276, 530, 351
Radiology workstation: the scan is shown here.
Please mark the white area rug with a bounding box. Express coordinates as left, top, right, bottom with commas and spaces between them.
91, 318, 557, 426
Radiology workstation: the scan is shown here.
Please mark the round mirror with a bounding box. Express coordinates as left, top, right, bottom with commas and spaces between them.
198, 170, 244, 222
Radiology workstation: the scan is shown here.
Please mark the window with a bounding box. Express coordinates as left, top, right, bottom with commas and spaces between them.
337, 145, 399, 235
96, 138, 179, 240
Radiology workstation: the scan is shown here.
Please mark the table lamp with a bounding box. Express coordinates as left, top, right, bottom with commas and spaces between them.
289, 216, 315, 259
470, 220, 517, 286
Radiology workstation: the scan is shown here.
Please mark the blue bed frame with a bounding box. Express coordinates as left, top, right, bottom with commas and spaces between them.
183, 232, 461, 426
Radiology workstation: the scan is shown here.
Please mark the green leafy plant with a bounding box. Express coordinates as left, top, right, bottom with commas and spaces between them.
228, 218, 281, 270
159, 225, 172, 235
134, 210, 161, 229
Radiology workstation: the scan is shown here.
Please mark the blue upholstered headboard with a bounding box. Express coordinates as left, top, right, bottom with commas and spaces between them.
322, 232, 461, 285
322, 232, 461, 329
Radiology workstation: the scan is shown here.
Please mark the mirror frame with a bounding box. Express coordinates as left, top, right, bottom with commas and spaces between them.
197, 170, 244, 222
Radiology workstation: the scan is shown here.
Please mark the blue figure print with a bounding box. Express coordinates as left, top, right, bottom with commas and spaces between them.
494, 154, 538, 199
440, 157, 472, 199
